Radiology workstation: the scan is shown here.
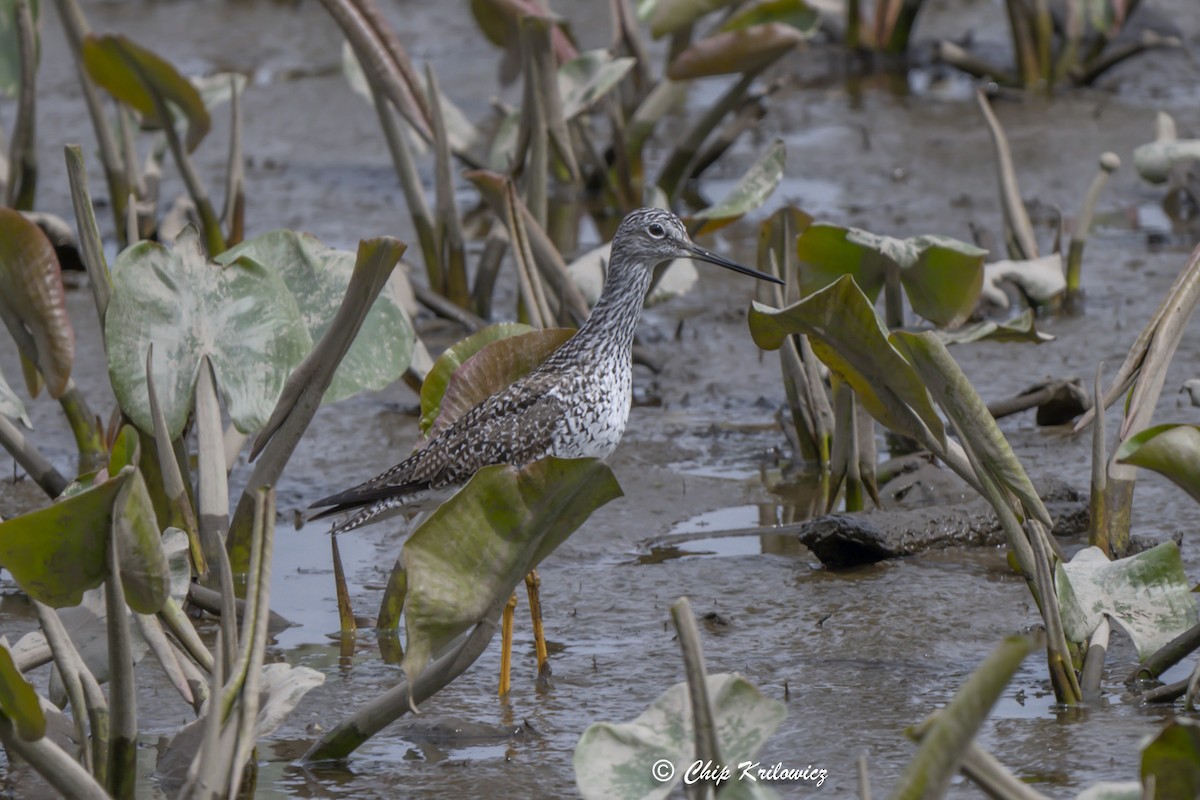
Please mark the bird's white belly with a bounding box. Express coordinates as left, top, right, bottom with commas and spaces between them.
547, 371, 632, 460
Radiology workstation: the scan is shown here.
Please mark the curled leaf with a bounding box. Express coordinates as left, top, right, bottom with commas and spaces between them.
0, 207, 74, 398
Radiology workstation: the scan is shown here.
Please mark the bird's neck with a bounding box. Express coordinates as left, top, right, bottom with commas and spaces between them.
569, 263, 652, 360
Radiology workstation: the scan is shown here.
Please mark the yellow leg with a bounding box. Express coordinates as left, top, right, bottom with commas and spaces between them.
525, 569, 551, 681
499, 591, 517, 696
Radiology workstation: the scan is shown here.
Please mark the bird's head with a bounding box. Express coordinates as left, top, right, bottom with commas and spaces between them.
613, 208, 783, 285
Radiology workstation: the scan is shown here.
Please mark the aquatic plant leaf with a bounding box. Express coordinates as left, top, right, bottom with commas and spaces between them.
559, 50, 636, 120
981, 253, 1065, 310
719, 0, 818, 33
0, 431, 167, 611
217, 230, 416, 406
0, 0, 38, 98
0, 363, 29, 425
384, 457, 621, 690
932, 310, 1053, 345
426, 328, 575, 441
112, 462, 170, 615
748, 277, 945, 445
895, 636, 1031, 798
1142, 718, 1200, 799
256, 663, 326, 738
667, 23, 805, 79
797, 224, 985, 328
1115, 424, 1200, 505
1134, 112, 1200, 185
81, 33, 210, 152
650, 0, 740, 37
468, 0, 578, 63
1055, 543, 1198, 659
891, 331, 1051, 528
420, 322, 535, 434
106, 226, 310, 438
0, 642, 44, 741
574, 673, 786, 800
693, 139, 785, 235
0, 207, 74, 398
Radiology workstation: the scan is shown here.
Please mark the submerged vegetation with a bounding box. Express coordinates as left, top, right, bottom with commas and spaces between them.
0, 0, 1199, 797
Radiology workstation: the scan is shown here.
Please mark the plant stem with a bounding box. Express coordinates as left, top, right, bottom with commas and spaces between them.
1065, 153, 1119, 307
59, 380, 106, 475
0, 414, 68, 497
670, 597, 720, 800
7, 0, 38, 210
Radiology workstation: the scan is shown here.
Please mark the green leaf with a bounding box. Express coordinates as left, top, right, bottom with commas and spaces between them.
217, 230, 416, 406
574, 673, 786, 800
559, 51, 636, 120
0, 642, 44, 741
0, 207, 74, 398
667, 24, 805, 79
420, 322, 536, 434
650, 0, 741, 37
796, 224, 986, 328
1142, 718, 1200, 799
1055, 543, 1198, 659
693, 139, 785, 235
748, 277, 945, 445
932, 309, 1053, 345
106, 226, 310, 438
718, 0, 818, 33
382, 458, 622, 689
890, 331, 1051, 528
81, 33, 210, 152
895, 636, 1031, 798
0, 0, 39, 98
426, 328, 575, 441
112, 462, 169, 615
1115, 424, 1200, 505
0, 471, 120, 607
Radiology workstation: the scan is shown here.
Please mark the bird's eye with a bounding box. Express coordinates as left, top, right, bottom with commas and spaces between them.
647, 222, 666, 238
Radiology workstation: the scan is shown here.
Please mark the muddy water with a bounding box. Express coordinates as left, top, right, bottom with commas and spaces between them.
4, 0, 1200, 797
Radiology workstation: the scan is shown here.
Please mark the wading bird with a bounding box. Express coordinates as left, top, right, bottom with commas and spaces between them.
310, 207, 781, 693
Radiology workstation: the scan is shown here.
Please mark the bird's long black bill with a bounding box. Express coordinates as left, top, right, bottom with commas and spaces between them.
685, 243, 783, 284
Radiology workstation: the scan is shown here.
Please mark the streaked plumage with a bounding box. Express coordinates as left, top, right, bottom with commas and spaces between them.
310, 208, 781, 533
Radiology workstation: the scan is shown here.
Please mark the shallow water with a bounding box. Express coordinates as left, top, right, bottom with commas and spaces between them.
4, 0, 1200, 797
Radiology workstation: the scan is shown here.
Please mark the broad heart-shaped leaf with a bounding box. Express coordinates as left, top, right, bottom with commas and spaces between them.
106, 227, 310, 439
692, 139, 785, 236
0, 0, 39, 98
932, 309, 1053, 345
383, 458, 622, 689
216, 230, 416, 406
0, 207, 74, 398
1115, 424, 1200, 505
891, 331, 1051, 529
574, 673, 786, 800
426, 328, 575, 441
667, 23, 804, 79
81, 33, 210, 152
0, 363, 30, 425
797, 224, 986, 328
748, 277, 945, 445
1055, 543, 1198, 659
420, 322, 537, 434
1142, 718, 1200, 799
559, 51, 636, 120
0, 642, 44, 741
